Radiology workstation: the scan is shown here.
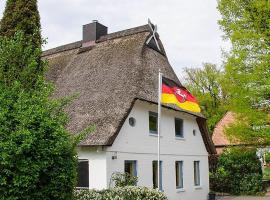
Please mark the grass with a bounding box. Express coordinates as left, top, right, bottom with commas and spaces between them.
263, 167, 270, 181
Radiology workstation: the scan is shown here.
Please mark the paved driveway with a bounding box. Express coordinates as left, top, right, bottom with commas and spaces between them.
217, 196, 270, 200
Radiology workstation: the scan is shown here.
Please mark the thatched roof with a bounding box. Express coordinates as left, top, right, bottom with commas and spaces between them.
43, 24, 216, 154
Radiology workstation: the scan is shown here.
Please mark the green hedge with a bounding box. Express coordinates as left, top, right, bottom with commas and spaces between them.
74, 186, 167, 200
265, 153, 270, 163
210, 148, 265, 195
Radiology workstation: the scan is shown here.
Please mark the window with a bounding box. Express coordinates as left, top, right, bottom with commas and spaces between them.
149, 112, 158, 134
194, 161, 200, 186
152, 161, 162, 190
175, 118, 184, 138
124, 160, 137, 178
175, 161, 184, 189
77, 159, 89, 188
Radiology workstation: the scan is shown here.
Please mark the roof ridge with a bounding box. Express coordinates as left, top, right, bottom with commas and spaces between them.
42, 41, 82, 57
97, 24, 150, 42
42, 24, 150, 57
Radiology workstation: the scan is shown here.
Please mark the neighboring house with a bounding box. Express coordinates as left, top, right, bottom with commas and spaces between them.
212, 111, 240, 154
212, 112, 270, 166
43, 20, 216, 200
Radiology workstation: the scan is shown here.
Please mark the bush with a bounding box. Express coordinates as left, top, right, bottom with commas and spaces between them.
210, 147, 265, 195
111, 172, 138, 187
265, 153, 270, 163
74, 187, 167, 200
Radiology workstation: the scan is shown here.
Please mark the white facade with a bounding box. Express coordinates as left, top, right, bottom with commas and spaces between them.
77, 100, 210, 200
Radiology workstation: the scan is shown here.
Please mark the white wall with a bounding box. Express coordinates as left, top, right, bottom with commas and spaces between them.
77, 146, 107, 190
106, 100, 210, 200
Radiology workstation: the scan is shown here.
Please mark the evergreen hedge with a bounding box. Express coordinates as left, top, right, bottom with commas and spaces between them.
210, 147, 265, 195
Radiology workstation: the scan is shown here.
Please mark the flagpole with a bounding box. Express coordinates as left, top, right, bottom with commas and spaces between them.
157, 69, 162, 191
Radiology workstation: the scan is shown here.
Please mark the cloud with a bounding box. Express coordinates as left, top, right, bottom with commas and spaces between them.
0, 0, 230, 77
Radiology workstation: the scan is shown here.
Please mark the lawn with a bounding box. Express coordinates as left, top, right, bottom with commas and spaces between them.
263, 167, 270, 180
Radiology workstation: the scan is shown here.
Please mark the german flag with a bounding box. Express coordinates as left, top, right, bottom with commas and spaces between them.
161, 77, 201, 113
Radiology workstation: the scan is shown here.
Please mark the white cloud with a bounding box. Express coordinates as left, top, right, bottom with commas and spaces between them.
0, 0, 230, 77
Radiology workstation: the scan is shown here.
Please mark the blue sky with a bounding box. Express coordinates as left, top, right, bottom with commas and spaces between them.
0, 0, 230, 77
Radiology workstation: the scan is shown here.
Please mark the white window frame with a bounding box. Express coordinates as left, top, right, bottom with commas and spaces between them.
194, 161, 201, 187
175, 118, 184, 138
149, 111, 158, 135
175, 161, 184, 190
76, 159, 89, 189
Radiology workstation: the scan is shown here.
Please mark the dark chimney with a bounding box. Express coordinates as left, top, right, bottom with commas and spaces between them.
82, 20, 107, 46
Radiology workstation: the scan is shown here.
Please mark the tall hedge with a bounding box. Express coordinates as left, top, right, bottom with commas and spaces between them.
0, 34, 78, 200
210, 147, 265, 195
0, 1, 84, 199
0, 0, 42, 49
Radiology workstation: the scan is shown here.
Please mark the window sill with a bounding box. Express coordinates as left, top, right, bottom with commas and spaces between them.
194, 186, 202, 190
175, 137, 185, 141
176, 188, 185, 193
149, 133, 163, 138
76, 187, 89, 190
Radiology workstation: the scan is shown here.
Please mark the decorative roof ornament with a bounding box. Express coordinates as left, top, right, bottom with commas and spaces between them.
146, 19, 161, 52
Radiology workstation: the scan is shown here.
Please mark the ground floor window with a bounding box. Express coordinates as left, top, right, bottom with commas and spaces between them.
194, 161, 200, 186
152, 161, 162, 190
124, 160, 137, 178
77, 159, 89, 188
175, 161, 184, 189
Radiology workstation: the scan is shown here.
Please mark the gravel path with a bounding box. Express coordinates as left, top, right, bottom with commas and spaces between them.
217, 196, 270, 200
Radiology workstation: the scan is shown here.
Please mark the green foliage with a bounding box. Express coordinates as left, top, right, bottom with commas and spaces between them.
265, 153, 270, 162
0, 20, 91, 200
210, 148, 265, 195
0, 0, 42, 49
111, 172, 138, 187
218, 0, 270, 145
263, 167, 270, 180
183, 63, 227, 133
74, 186, 168, 200
0, 32, 44, 89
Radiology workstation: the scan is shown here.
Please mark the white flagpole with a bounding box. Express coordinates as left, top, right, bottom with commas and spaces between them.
157, 69, 162, 191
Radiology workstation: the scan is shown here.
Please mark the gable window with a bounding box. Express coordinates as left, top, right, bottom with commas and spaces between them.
152, 161, 162, 190
194, 161, 200, 186
124, 160, 137, 178
175, 161, 184, 189
175, 118, 184, 138
77, 159, 89, 188
149, 112, 158, 134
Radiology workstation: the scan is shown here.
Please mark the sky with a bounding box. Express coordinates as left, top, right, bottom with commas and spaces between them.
0, 0, 230, 77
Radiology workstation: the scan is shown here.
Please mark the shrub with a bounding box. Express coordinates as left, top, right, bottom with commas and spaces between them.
265, 153, 270, 163
74, 186, 167, 200
210, 147, 265, 195
111, 172, 138, 187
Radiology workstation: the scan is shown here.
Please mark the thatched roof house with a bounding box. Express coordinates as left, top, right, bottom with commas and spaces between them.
43, 20, 216, 155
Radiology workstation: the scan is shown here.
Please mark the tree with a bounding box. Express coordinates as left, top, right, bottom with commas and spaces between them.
0, 0, 42, 48
183, 63, 227, 132
0, 1, 91, 199
218, 0, 270, 145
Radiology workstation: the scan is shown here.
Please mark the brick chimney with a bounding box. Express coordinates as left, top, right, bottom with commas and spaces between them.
82, 20, 108, 47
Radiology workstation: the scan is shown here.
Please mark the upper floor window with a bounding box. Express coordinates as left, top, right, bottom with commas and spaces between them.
175, 161, 184, 189
77, 159, 89, 188
175, 118, 184, 138
149, 112, 158, 134
194, 161, 200, 186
